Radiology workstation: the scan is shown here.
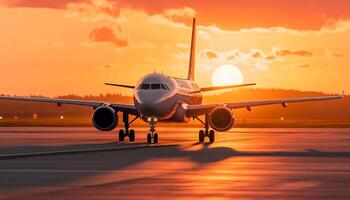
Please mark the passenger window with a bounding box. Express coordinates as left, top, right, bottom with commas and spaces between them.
191, 83, 199, 90
140, 84, 150, 89
179, 80, 191, 89
151, 84, 161, 89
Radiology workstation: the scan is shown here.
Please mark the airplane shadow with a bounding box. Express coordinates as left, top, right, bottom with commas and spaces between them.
1, 142, 350, 188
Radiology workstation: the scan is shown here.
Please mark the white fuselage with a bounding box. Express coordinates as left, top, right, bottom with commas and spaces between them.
134, 73, 202, 122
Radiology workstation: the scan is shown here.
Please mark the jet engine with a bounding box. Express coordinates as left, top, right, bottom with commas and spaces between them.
209, 106, 234, 131
92, 106, 118, 131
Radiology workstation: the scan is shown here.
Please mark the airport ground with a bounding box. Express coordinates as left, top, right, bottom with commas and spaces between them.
0, 127, 350, 199
1, 117, 350, 128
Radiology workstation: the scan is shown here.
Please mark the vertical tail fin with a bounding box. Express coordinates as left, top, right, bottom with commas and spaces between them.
187, 18, 196, 81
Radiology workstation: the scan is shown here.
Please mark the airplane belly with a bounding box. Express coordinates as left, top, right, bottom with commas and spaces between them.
165, 93, 195, 122
135, 91, 201, 122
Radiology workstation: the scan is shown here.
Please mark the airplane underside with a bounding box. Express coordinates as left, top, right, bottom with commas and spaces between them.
116, 111, 220, 144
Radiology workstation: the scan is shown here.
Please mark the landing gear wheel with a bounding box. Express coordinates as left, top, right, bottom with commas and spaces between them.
209, 130, 215, 143
119, 129, 125, 141
129, 129, 135, 142
147, 133, 152, 144
153, 133, 158, 144
199, 130, 205, 143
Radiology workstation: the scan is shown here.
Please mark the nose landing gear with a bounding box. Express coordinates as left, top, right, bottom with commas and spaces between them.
196, 114, 215, 143
147, 117, 158, 144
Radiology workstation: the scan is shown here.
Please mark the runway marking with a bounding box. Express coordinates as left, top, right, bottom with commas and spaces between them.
0, 144, 178, 160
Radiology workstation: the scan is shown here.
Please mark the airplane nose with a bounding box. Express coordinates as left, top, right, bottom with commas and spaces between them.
137, 103, 158, 116
135, 91, 162, 104
134, 90, 172, 119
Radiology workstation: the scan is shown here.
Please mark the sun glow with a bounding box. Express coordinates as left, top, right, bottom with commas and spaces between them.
211, 64, 244, 86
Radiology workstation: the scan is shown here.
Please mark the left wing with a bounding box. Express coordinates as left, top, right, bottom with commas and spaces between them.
186, 95, 343, 117
105, 83, 135, 89
0, 96, 139, 115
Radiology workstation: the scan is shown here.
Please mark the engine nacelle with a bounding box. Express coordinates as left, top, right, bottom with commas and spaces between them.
209, 106, 234, 132
92, 106, 118, 131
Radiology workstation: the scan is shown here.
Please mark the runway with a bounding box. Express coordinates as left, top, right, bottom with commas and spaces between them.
0, 127, 350, 199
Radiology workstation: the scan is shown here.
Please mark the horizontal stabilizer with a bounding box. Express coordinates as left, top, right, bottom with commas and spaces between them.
105, 83, 135, 89
200, 83, 256, 92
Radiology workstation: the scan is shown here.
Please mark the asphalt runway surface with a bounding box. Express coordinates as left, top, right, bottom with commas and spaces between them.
0, 127, 350, 200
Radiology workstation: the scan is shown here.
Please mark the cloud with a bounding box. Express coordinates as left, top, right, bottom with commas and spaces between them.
198, 48, 272, 71
163, 7, 196, 23
89, 26, 128, 47
198, 47, 316, 71
200, 49, 219, 59
66, 0, 121, 20
275, 49, 312, 57
265, 55, 275, 60
3, 0, 89, 9
297, 64, 310, 68
176, 43, 189, 49
197, 29, 210, 40
251, 51, 263, 58
4, 0, 122, 20
323, 48, 345, 58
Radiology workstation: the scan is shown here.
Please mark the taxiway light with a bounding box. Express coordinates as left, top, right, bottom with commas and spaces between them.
0, 116, 3, 120
60, 115, 64, 120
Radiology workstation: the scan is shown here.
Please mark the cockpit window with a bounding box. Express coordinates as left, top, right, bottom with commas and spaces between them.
161, 84, 169, 90
138, 83, 169, 90
140, 84, 150, 89
151, 84, 161, 89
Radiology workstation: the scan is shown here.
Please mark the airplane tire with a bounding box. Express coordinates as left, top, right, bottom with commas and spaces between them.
129, 129, 135, 142
119, 129, 125, 141
153, 133, 158, 144
209, 130, 215, 143
199, 130, 205, 143
147, 133, 152, 144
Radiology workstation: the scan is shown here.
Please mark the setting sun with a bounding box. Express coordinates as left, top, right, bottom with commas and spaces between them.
211, 64, 244, 86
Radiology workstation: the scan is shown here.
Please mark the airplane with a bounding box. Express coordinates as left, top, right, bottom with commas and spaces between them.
0, 19, 344, 144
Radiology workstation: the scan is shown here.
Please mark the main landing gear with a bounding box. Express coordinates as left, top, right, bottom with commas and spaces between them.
195, 114, 215, 143
147, 117, 158, 144
118, 113, 139, 142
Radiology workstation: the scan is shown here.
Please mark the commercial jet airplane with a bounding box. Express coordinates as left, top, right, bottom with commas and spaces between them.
0, 19, 343, 144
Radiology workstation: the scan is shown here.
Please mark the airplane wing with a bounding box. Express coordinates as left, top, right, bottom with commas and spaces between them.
104, 83, 135, 89
0, 96, 139, 115
186, 95, 343, 117
199, 83, 256, 92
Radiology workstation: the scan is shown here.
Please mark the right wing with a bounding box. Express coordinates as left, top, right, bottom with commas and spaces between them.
0, 96, 139, 116
186, 95, 343, 117
199, 83, 256, 92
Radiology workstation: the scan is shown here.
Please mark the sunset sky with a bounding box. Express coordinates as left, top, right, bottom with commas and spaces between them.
0, 0, 349, 96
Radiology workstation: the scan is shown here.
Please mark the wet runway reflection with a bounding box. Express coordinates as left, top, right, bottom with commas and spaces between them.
0, 127, 350, 199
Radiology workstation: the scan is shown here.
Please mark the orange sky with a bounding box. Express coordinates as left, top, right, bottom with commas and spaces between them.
0, 0, 349, 96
